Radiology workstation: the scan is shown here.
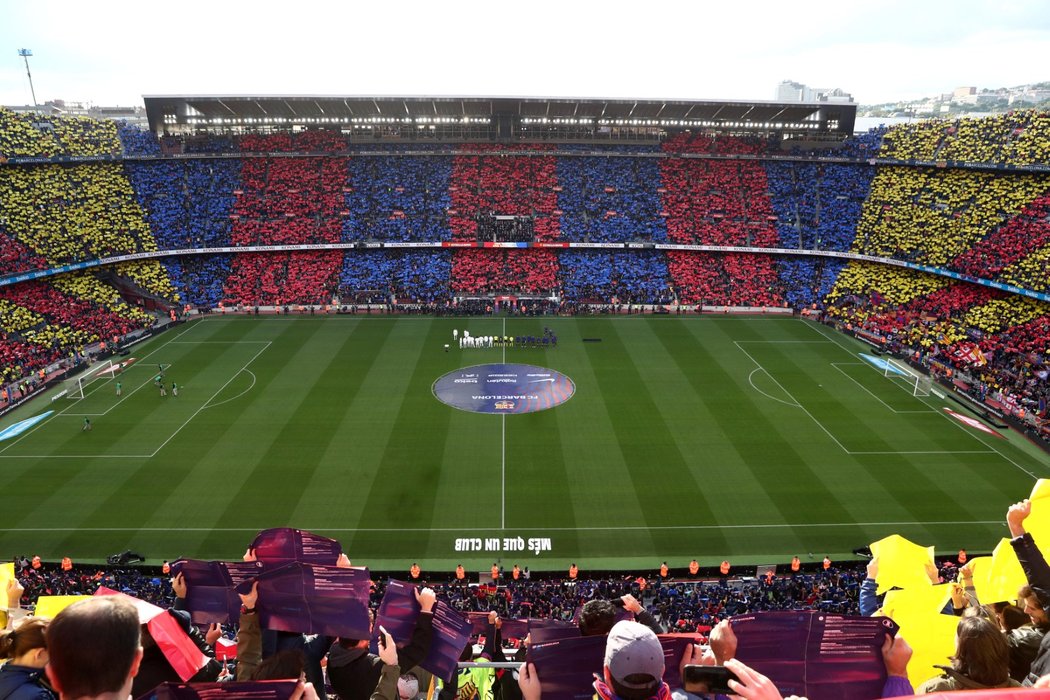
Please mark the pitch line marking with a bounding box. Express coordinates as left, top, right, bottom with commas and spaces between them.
203, 370, 257, 410
800, 318, 1042, 477
0, 319, 210, 454
830, 363, 934, 414
148, 342, 271, 457
2, 520, 1006, 533
747, 368, 801, 408
0, 325, 269, 460
733, 341, 852, 454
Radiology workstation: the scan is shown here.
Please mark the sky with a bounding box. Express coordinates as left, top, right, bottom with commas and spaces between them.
1, 0, 1048, 108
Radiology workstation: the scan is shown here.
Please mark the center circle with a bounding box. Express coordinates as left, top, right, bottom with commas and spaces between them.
432, 364, 576, 414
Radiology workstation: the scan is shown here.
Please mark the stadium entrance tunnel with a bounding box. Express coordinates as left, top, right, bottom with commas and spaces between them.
432, 364, 575, 414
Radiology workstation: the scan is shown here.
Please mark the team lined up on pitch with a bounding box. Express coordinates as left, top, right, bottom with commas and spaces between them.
452, 328, 558, 349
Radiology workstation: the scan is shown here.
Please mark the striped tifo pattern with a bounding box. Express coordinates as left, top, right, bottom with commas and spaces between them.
223, 134, 346, 305
449, 147, 561, 294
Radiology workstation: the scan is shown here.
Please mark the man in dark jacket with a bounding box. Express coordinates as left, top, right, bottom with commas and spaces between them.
328, 587, 436, 700
1007, 498, 1050, 686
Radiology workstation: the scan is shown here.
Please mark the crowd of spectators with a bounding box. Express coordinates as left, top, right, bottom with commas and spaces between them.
556, 154, 667, 243
667, 252, 785, 307
160, 255, 233, 308
3, 115, 1050, 395
853, 168, 1047, 267
116, 120, 162, 157
0, 162, 160, 266
218, 135, 348, 305
950, 192, 1050, 292
777, 257, 848, 309
451, 249, 559, 296
558, 251, 672, 304
0, 274, 154, 385
343, 156, 453, 242
7, 559, 871, 637
124, 159, 241, 250
448, 147, 561, 243
0, 108, 122, 159
338, 250, 451, 303
10, 545, 1038, 700
878, 110, 1050, 166
0, 232, 48, 276
825, 260, 1049, 429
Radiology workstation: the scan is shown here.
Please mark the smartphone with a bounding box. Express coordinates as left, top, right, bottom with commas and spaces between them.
682, 665, 740, 695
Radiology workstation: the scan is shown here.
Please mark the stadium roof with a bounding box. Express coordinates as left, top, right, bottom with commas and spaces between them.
143, 94, 856, 140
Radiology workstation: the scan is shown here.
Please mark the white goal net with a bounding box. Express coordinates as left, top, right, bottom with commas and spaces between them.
61, 359, 118, 400
882, 358, 933, 397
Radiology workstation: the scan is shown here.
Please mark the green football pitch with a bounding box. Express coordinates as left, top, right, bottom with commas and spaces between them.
1, 315, 1047, 573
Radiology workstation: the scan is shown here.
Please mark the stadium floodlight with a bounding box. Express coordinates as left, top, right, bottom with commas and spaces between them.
18, 48, 37, 107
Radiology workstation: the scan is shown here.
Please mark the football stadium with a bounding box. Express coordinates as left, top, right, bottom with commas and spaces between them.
3, 93, 1050, 696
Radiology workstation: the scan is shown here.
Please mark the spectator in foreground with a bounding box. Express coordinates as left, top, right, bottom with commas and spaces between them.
1007, 498, 1050, 685
916, 616, 1019, 692
579, 595, 664, 637
44, 597, 142, 700
593, 620, 669, 700
519, 619, 672, 700
328, 587, 436, 700
0, 617, 55, 700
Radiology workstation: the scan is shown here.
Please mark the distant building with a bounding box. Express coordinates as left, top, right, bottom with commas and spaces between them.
775, 80, 854, 103
1009, 87, 1050, 105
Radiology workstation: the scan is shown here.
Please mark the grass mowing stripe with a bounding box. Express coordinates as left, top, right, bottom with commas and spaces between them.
353, 319, 455, 538
645, 319, 798, 530
194, 318, 340, 554
677, 319, 858, 553
584, 320, 727, 545
503, 322, 583, 558
749, 342, 981, 522
285, 320, 404, 526
209, 321, 390, 533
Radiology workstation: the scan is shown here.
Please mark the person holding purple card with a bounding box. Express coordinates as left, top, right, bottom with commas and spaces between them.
328, 587, 436, 700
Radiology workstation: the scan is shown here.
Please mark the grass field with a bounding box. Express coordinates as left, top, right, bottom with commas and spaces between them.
1, 314, 1047, 573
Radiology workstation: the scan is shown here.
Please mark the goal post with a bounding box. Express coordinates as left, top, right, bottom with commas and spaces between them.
63, 359, 118, 399
882, 358, 932, 397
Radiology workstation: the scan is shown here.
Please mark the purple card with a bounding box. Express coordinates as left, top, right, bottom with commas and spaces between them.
500, 619, 529, 639
528, 623, 581, 644
525, 631, 692, 700
372, 579, 421, 643
466, 612, 529, 640
246, 562, 370, 639
733, 611, 899, 700
373, 580, 474, 682
526, 635, 606, 700
658, 636, 692, 690
423, 600, 474, 681
249, 528, 343, 566
137, 680, 298, 700
170, 559, 266, 625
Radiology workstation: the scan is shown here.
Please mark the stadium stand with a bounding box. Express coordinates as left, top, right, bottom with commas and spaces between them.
1, 113, 1048, 438
6, 108, 1050, 698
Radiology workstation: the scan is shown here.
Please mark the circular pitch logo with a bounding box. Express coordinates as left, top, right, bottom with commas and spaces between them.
433, 364, 576, 414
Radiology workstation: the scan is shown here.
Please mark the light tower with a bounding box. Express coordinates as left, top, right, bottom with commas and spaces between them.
18, 49, 37, 107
